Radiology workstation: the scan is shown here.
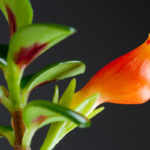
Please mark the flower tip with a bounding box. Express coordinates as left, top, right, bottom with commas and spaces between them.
145, 34, 150, 45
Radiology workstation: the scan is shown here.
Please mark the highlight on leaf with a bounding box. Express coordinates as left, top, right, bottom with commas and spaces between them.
0, 44, 8, 75
0, 0, 33, 37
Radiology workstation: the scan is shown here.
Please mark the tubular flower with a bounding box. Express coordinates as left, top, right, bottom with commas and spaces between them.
71, 35, 150, 109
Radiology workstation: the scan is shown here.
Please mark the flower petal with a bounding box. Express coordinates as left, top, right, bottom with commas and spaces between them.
71, 35, 150, 108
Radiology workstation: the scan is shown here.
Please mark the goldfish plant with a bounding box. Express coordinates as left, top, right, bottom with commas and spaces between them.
0, 0, 150, 150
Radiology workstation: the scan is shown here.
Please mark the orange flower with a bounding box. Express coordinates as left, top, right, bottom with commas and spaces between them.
71, 35, 150, 109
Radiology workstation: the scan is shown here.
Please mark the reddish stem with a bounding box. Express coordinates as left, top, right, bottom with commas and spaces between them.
11, 111, 31, 150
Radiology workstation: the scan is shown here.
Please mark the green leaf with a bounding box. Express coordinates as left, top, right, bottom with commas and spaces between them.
8, 23, 76, 70
0, 0, 33, 37
74, 92, 100, 116
0, 124, 15, 145
88, 107, 105, 119
41, 93, 100, 150
22, 100, 90, 148
23, 100, 90, 129
21, 60, 85, 105
52, 85, 59, 104
59, 78, 76, 108
0, 44, 8, 75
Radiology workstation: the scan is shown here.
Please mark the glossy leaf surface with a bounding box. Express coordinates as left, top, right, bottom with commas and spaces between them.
23, 100, 91, 128
0, 124, 14, 145
21, 61, 85, 91
0, 0, 33, 37
8, 23, 76, 70
21, 61, 85, 104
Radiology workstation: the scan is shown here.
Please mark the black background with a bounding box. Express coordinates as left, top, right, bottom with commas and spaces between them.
0, 0, 150, 149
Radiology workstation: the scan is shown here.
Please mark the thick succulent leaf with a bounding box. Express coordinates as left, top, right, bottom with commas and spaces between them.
23, 100, 91, 129
59, 78, 76, 108
21, 61, 85, 91
41, 93, 100, 150
0, 0, 33, 37
0, 124, 14, 145
52, 85, 59, 104
88, 107, 104, 119
0, 44, 8, 73
21, 61, 85, 104
8, 23, 76, 70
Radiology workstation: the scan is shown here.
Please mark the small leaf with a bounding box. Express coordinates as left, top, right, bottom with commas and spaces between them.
21, 61, 85, 104
0, 124, 14, 145
88, 107, 104, 119
0, 0, 33, 37
0, 44, 8, 74
23, 100, 90, 129
59, 78, 76, 108
52, 85, 59, 104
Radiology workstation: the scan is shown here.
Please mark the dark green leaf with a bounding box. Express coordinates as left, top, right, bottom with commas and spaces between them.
23, 100, 91, 129
0, 44, 8, 72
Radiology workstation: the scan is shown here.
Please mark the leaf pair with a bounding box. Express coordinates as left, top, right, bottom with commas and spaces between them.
5, 23, 76, 106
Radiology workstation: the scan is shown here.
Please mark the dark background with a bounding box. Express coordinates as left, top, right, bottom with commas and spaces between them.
0, 0, 150, 149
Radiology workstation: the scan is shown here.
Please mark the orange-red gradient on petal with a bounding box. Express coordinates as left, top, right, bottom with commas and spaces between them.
71, 35, 150, 109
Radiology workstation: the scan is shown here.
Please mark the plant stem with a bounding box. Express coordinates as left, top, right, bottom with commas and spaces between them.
11, 110, 31, 150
